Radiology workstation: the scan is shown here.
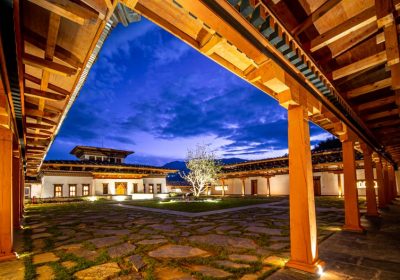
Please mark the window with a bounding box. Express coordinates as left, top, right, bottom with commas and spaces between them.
69, 185, 77, 197
116, 158, 122, 164
96, 156, 102, 161
133, 183, 138, 193
103, 183, 109, 194
89, 156, 95, 161
24, 186, 31, 198
110, 157, 115, 163
157, 184, 162, 193
149, 184, 154, 193
82, 184, 90, 196
143, 184, 146, 193
54, 184, 63, 197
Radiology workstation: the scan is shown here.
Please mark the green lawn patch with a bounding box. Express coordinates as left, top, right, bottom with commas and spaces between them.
121, 197, 285, 213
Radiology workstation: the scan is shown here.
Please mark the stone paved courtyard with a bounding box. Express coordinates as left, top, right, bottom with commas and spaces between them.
1, 197, 399, 280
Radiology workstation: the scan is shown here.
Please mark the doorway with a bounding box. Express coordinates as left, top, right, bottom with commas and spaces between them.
251, 180, 258, 195
313, 176, 321, 196
115, 182, 127, 195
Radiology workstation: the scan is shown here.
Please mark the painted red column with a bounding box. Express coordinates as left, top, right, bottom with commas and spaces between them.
388, 165, 397, 200
374, 157, 387, 208
382, 161, 391, 204
360, 144, 378, 216
0, 127, 15, 261
342, 139, 363, 232
285, 104, 323, 273
12, 151, 21, 228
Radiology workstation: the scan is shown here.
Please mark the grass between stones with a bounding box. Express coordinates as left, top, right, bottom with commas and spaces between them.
122, 196, 285, 212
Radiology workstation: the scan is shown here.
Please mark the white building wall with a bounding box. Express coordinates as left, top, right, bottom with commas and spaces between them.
93, 178, 144, 195
41, 175, 93, 198
29, 183, 42, 198
143, 177, 168, 193
270, 175, 290, 195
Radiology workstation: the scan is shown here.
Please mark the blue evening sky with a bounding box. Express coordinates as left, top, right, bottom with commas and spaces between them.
46, 18, 331, 166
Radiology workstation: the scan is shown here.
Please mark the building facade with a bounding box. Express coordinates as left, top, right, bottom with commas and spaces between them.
24, 146, 175, 200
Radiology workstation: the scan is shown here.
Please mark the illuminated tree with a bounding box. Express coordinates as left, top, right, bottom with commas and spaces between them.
180, 144, 221, 197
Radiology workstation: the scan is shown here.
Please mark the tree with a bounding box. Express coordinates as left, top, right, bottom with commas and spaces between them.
180, 144, 221, 197
313, 137, 341, 151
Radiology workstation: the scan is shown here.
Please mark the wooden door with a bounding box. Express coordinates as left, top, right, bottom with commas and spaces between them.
251, 180, 258, 195
115, 182, 127, 195
313, 176, 321, 196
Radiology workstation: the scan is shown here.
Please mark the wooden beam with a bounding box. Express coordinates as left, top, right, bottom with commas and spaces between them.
24, 73, 70, 96
24, 29, 83, 69
376, 24, 400, 44
291, 0, 342, 36
25, 87, 66, 101
364, 108, 399, 121
25, 108, 58, 119
376, 0, 395, 28
23, 53, 77, 77
346, 77, 392, 98
332, 51, 387, 80
308, 7, 376, 53
26, 133, 51, 140
27, 0, 99, 25
357, 95, 396, 111
370, 118, 400, 128
27, 115, 57, 126
26, 122, 54, 130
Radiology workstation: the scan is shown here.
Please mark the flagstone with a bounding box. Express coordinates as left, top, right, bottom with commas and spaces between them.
74, 262, 121, 280
32, 227, 47, 234
189, 265, 232, 278
263, 256, 286, 266
32, 232, 52, 239
107, 243, 136, 258
148, 244, 210, 259
240, 266, 273, 280
228, 254, 258, 262
0, 259, 24, 280
148, 224, 176, 232
126, 254, 146, 272
90, 236, 121, 248
189, 234, 258, 249
62, 260, 77, 269
33, 239, 46, 251
246, 226, 281, 235
137, 239, 168, 245
215, 260, 251, 269
154, 267, 195, 280
95, 229, 131, 236
36, 265, 54, 280
29, 222, 48, 229
32, 252, 60, 264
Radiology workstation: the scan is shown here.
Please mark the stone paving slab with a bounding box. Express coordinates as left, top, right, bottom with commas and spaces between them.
148, 244, 210, 258
0, 259, 24, 280
74, 262, 121, 280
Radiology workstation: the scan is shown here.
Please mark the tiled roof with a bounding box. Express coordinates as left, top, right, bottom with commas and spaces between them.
43, 160, 176, 171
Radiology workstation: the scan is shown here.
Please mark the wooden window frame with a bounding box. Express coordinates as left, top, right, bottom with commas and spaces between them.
69, 184, 77, 197
54, 184, 63, 197
149, 184, 154, 193
103, 183, 109, 195
156, 184, 162, 193
82, 184, 90, 196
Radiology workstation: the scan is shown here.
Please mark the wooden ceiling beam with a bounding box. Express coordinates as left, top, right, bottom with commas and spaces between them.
23, 53, 77, 77
24, 73, 70, 96
291, 0, 342, 36
28, 0, 99, 25
357, 95, 396, 111
27, 115, 57, 126
376, 23, 400, 44
346, 77, 392, 99
26, 122, 54, 130
25, 101, 62, 115
364, 108, 399, 121
25, 108, 58, 119
24, 28, 83, 69
25, 87, 66, 101
307, 7, 376, 53
26, 133, 51, 139
369, 118, 400, 128
332, 51, 387, 80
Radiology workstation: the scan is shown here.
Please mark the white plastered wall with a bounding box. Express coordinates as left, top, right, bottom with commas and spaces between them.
41, 175, 93, 198
143, 177, 167, 193
93, 178, 144, 195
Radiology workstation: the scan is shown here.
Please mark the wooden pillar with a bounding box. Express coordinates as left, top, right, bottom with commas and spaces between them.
337, 173, 343, 197
341, 139, 363, 232
375, 157, 387, 208
266, 176, 271, 196
241, 178, 245, 196
285, 104, 323, 273
391, 166, 398, 198
382, 161, 391, 204
12, 151, 21, 228
0, 127, 15, 260
360, 144, 379, 217
388, 164, 397, 200
221, 179, 225, 197
20, 171, 24, 220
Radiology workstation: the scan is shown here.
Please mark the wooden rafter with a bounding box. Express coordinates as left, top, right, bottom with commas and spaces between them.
23, 53, 77, 77
25, 73, 70, 96
25, 108, 58, 119
25, 87, 66, 101
27, 115, 57, 126
332, 51, 387, 80
346, 77, 392, 99
26, 133, 51, 139
26, 122, 54, 130
356, 96, 396, 111
28, 0, 99, 25
369, 118, 400, 128
24, 28, 83, 69
291, 0, 342, 36
364, 108, 399, 121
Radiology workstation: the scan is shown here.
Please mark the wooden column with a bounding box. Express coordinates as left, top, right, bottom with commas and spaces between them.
375, 157, 387, 208
361, 144, 379, 216
241, 178, 245, 196
388, 164, 397, 200
266, 176, 271, 196
0, 127, 15, 260
285, 104, 323, 273
337, 173, 343, 197
382, 161, 391, 204
221, 179, 225, 197
390, 165, 398, 198
12, 151, 21, 228
341, 139, 363, 232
